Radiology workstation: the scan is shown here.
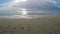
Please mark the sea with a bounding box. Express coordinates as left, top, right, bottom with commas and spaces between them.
0, 10, 60, 19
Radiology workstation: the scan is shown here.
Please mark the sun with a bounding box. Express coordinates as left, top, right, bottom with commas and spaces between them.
14, 0, 27, 2
21, 0, 27, 2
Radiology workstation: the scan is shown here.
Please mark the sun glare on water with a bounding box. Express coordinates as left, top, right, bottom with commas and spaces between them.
22, 9, 27, 15
19, 8, 28, 18
18, 8, 27, 16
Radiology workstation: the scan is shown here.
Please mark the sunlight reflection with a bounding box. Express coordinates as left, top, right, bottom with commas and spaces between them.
22, 9, 27, 15
18, 8, 28, 18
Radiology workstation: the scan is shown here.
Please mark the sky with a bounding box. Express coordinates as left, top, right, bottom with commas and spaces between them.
0, 0, 60, 19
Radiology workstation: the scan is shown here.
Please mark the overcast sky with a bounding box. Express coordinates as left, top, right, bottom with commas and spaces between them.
0, 0, 60, 18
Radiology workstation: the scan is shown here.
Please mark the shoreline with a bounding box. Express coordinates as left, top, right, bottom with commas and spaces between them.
0, 16, 60, 19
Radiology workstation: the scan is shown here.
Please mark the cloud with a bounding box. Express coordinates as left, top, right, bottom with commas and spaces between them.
1, 0, 60, 11
1, 0, 57, 10
0, 0, 60, 18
